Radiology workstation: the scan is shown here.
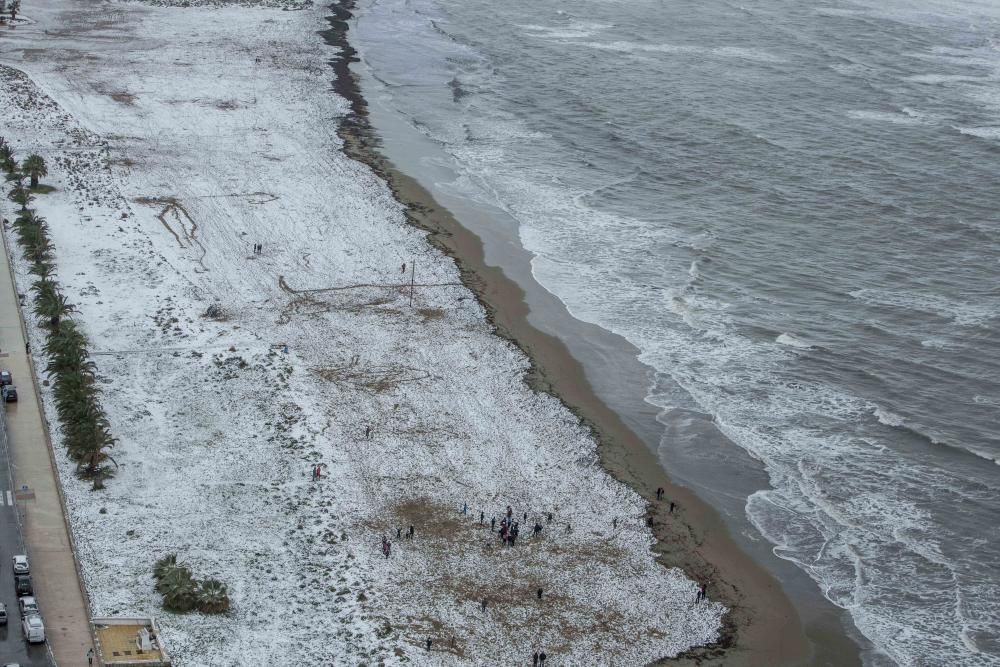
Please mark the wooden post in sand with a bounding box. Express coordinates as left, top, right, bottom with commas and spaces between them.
409, 260, 415, 307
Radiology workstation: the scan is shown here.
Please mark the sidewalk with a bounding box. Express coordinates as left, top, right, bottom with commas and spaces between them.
0, 223, 95, 666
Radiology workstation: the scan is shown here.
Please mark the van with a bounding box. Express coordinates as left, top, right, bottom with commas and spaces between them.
21, 614, 43, 643
0, 601, 7, 625
1, 385, 17, 402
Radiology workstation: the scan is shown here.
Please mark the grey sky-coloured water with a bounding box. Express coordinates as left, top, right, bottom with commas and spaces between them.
353, 0, 1000, 663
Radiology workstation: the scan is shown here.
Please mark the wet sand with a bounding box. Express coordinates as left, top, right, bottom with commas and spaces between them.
319, 2, 846, 664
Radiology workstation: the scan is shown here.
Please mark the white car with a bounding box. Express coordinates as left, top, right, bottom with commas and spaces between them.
11, 555, 28, 575
17, 596, 37, 617
21, 614, 44, 643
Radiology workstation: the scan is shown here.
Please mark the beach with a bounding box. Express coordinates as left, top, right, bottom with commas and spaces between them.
0, 0, 796, 664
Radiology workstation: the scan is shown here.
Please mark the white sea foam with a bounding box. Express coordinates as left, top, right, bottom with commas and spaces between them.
514, 22, 611, 40
907, 73, 990, 84
850, 288, 997, 326
873, 405, 906, 427
846, 109, 925, 125
579, 40, 785, 63
775, 333, 812, 349
955, 125, 1000, 139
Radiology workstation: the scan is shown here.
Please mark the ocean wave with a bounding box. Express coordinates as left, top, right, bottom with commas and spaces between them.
954, 125, 1000, 140
907, 73, 990, 85
849, 288, 997, 327
514, 22, 611, 41
775, 333, 812, 349
578, 40, 785, 63
872, 405, 905, 427
869, 405, 1000, 466
846, 109, 925, 125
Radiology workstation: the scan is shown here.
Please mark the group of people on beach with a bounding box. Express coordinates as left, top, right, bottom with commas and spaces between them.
369, 484, 689, 659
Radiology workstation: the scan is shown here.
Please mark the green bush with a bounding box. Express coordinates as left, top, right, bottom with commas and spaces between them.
152, 555, 230, 615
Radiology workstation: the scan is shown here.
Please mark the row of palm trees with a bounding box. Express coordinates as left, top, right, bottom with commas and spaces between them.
153, 554, 231, 614
2, 136, 116, 489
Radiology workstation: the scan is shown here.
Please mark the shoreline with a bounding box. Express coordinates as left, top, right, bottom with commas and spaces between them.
321, 1, 811, 664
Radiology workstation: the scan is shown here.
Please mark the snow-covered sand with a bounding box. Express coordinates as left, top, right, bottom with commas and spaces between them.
0, 2, 723, 663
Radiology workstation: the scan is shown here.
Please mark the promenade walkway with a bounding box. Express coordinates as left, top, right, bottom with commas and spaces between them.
0, 222, 95, 665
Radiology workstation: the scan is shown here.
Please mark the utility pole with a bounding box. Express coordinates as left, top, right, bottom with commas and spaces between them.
409, 260, 416, 307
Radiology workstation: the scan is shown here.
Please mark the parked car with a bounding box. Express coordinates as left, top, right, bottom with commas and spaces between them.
14, 575, 31, 597
1, 385, 17, 402
11, 555, 28, 575
0, 369, 11, 386
17, 597, 37, 617
21, 613, 43, 643
0, 601, 7, 625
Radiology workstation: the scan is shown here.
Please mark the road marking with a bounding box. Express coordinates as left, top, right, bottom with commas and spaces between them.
5, 490, 11, 506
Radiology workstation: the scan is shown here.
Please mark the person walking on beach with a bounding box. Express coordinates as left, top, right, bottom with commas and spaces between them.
408, 525, 415, 539
365, 425, 372, 439
480, 511, 485, 524
612, 517, 618, 529
537, 587, 544, 600
533, 652, 539, 666
481, 598, 488, 612
462, 502, 468, 515
539, 651, 547, 665
383, 540, 391, 559
507, 505, 513, 520
547, 512, 553, 523
491, 516, 496, 531
670, 501, 676, 514
426, 638, 432, 651
397, 526, 402, 539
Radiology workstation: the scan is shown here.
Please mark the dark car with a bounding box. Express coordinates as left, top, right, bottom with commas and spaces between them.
1, 385, 17, 402
14, 575, 31, 597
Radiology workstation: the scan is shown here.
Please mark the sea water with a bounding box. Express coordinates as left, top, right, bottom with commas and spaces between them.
351, 0, 1000, 664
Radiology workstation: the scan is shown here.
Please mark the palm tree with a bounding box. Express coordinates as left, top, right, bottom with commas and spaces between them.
14, 218, 45, 253
28, 262, 54, 280
78, 433, 117, 489
153, 554, 179, 582
0, 142, 15, 175
43, 321, 91, 368
10, 181, 32, 210
161, 567, 199, 612
197, 579, 230, 614
21, 155, 46, 188
14, 210, 44, 227
34, 288, 76, 328
60, 400, 108, 461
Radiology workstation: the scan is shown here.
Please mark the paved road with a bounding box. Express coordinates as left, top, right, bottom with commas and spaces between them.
0, 221, 95, 666
0, 406, 51, 667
